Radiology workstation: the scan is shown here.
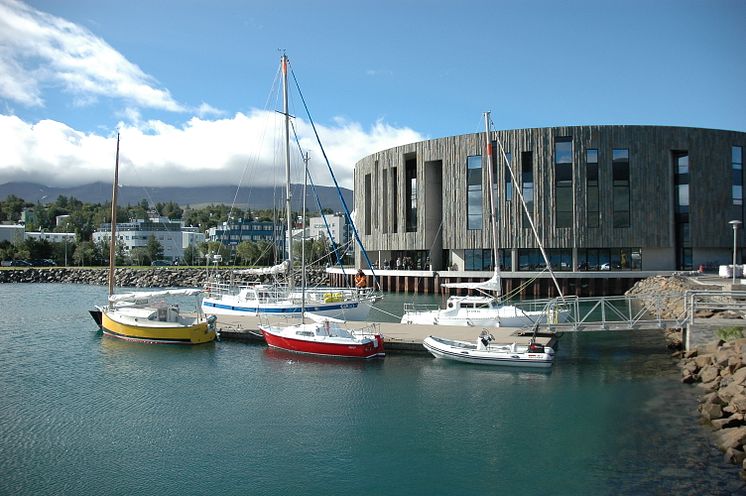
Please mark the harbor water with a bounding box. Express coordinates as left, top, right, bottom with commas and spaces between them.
1, 283, 743, 495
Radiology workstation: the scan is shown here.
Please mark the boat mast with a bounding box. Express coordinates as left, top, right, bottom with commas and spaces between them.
301, 151, 309, 322
484, 112, 500, 280
107, 133, 120, 297
282, 53, 294, 289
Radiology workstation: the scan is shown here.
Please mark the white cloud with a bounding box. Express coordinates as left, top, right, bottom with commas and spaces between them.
0, 0, 183, 111
0, 112, 425, 189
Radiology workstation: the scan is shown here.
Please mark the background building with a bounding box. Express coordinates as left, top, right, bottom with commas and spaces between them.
354, 125, 746, 272
94, 215, 203, 262
207, 218, 284, 247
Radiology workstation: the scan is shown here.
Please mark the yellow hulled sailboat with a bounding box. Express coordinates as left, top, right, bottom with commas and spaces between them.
95, 134, 217, 345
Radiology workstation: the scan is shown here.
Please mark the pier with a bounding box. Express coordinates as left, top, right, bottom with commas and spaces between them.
215, 315, 556, 353
328, 268, 668, 298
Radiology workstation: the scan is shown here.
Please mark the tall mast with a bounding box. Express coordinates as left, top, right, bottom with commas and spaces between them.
107, 133, 120, 297
484, 112, 499, 276
282, 53, 294, 289
301, 151, 309, 322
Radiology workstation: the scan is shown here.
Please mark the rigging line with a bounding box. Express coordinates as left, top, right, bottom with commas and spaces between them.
288, 119, 349, 280
288, 62, 378, 287
490, 117, 565, 301
230, 62, 283, 221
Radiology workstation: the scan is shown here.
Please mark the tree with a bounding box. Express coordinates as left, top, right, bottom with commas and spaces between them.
129, 247, 149, 266
182, 244, 200, 266
146, 234, 164, 262
235, 241, 259, 266
73, 241, 96, 266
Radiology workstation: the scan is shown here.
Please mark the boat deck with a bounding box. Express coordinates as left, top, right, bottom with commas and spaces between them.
213, 315, 556, 353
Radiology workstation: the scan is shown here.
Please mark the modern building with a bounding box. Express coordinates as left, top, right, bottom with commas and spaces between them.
0, 224, 25, 244
354, 125, 746, 272
25, 231, 76, 244
93, 216, 204, 262
206, 218, 284, 248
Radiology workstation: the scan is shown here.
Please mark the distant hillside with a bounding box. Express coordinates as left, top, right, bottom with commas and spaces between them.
0, 182, 354, 211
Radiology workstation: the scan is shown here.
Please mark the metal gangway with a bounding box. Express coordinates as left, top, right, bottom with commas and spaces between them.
516, 294, 689, 334
524, 289, 746, 351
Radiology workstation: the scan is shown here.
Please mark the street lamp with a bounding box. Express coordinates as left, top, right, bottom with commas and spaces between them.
729, 220, 742, 284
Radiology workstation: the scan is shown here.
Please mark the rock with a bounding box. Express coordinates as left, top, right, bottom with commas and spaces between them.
716, 426, 746, 451
684, 349, 699, 359
700, 402, 723, 420
732, 393, 746, 413
683, 360, 699, 374
713, 417, 743, 430
700, 365, 721, 384
695, 354, 713, 369
732, 367, 746, 386
681, 370, 695, 384
699, 379, 721, 392
702, 392, 725, 406
725, 447, 746, 465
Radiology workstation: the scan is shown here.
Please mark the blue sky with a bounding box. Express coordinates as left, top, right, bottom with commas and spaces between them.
0, 0, 744, 189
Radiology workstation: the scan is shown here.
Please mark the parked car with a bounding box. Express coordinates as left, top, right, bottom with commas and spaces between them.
600, 263, 610, 270
151, 260, 170, 266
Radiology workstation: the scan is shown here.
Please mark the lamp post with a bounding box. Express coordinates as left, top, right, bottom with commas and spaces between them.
729, 220, 742, 284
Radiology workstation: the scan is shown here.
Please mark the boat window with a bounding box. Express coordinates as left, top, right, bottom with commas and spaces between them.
296, 330, 314, 337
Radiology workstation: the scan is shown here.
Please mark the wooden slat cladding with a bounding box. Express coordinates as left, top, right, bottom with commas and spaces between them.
354, 126, 746, 253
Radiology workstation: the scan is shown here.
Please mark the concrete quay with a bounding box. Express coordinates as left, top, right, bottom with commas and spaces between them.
214, 314, 556, 353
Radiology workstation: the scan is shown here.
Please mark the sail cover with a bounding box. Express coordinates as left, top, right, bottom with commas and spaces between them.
109, 288, 203, 303
233, 260, 289, 276
442, 269, 502, 293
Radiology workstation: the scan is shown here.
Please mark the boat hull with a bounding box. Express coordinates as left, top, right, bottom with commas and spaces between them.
202, 297, 372, 320
261, 327, 384, 359
423, 336, 553, 368
101, 310, 216, 345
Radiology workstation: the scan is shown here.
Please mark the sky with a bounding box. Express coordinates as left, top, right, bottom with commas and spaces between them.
0, 0, 744, 191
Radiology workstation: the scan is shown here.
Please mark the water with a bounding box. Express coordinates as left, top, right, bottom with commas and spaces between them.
1, 284, 743, 495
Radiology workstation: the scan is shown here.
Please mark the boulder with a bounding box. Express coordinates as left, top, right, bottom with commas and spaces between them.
732, 393, 746, 413
700, 365, 721, 384
700, 402, 723, 420
732, 367, 746, 386
725, 447, 746, 465
694, 354, 713, 369
716, 426, 746, 451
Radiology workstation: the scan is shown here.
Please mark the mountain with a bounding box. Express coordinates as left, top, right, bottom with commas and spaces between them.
0, 182, 354, 211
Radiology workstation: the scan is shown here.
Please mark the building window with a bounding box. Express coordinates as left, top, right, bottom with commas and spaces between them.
391, 167, 398, 233
405, 155, 417, 232
673, 151, 690, 270
521, 151, 534, 226
733, 146, 743, 206
465, 249, 493, 270
467, 155, 483, 230
586, 149, 599, 228
503, 152, 513, 202
612, 148, 630, 228
382, 168, 389, 233
555, 137, 573, 228
364, 173, 372, 235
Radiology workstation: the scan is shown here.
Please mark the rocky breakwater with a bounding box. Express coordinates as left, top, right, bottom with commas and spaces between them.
0, 266, 331, 288
625, 274, 708, 349
681, 340, 746, 479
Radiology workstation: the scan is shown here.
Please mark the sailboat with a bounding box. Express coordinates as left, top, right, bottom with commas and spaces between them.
260, 104, 385, 359
93, 134, 217, 345
201, 53, 380, 321
401, 113, 569, 330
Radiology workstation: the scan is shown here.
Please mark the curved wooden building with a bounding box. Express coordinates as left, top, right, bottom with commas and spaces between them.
354, 125, 746, 273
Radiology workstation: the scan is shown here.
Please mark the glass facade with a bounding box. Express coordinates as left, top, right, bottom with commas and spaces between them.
504, 152, 513, 201
405, 156, 417, 232
467, 155, 483, 230
521, 151, 534, 227
734, 146, 743, 206
612, 148, 630, 228
465, 249, 493, 271
673, 151, 691, 270
586, 149, 599, 228
555, 137, 573, 228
